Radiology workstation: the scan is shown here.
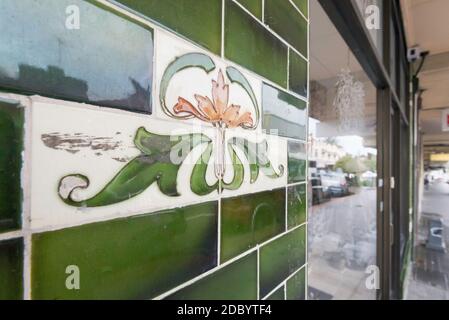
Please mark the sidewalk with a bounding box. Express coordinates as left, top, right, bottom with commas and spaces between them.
405, 181, 449, 300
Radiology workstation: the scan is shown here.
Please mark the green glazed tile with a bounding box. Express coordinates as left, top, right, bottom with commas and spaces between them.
287, 184, 307, 229
262, 83, 307, 140
260, 225, 306, 297
265, 0, 308, 57
0, 238, 23, 300
117, 0, 221, 54
167, 252, 257, 300
286, 267, 306, 300
225, 0, 288, 87
288, 140, 307, 184
292, 0, 308, 18
289, 50, 308, 98
0, 0, 153, 114
0, 100, 23, 233
265, 285, 285, 300
31, 202, 218, 299
221, 189, 286, 262
236, 0, 262, 19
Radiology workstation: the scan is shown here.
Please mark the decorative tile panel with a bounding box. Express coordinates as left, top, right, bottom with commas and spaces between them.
0, 99, 23, 232
262, 83, 307, 140
0, 0, 309, 300
259, 225, 306, 297
31, 202, 218, 299
0, 238, 23, 300
167, 252, 257, 300
221, 189, 286, 262
0, 0, 154, 114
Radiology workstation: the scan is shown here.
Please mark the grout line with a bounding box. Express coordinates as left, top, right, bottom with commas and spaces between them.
261, 264, 307, 300
257, 245, 260, 300
230, 0, 309, 62
289, 0, 309, 22
154, 245, 258, 300
261, 0, 265, 23
285, 186, 288, 232
221, 0, 225, 58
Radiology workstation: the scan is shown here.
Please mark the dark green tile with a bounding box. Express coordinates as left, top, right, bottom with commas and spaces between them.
117, 0, 221, 54
221, 189, 286, 262
265, 0, 308, 57
260, 225, 306, 297
288, 140, 307, 184
0, 0, 153, 113
262, 83, 307, 140
289, 50, 308, 98
236, 0, 262, 19
287, 184, 307, 229
167, 252, 257, 300
31, 202, 218, 299
225, 0, 288, 87
0, 100, 23, 233
0, 238, 23, 300
265, 285, 285, 300
287, 267, 306, 300
292, 0, 308, 18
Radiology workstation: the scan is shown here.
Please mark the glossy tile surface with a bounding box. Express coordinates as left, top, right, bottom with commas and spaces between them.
287, 184, 307, 229
0, 0, 153, 113
236, 0, 262, 19
265, 0, 308, 57
289, 51, 308, 98
167, 252, 257, 300
221, 189, 286, 262
117, 0, 221, 54
0, 238, 23, 300
288, 140, 307, 184
265, 285, 285, 300
287, 267, 306, 300
225, 0, 288, 87
31, 202, 218, 299
0, 100, 23, 232
262, 83, 307, 140
260, 225, 306, 297
292, 0, 308, 18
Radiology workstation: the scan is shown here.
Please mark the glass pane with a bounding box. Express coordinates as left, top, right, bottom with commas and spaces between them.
0, 0, 153, 113
354, 0, 383, 57
308, 1, 377, 300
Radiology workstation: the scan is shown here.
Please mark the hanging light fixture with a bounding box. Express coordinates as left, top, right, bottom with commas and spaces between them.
333, 50, 366, 133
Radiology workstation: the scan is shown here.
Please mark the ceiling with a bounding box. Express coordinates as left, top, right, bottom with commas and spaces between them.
401, 0, 449, 159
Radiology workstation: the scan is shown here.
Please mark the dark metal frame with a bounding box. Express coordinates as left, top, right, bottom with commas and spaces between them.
318, 0, 412, 300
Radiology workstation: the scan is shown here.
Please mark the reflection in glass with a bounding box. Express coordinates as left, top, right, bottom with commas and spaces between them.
308, 1, 377, 300
0, 0, 153, 113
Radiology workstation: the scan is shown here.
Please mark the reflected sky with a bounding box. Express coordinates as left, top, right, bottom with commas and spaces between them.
0, 0, 153, 103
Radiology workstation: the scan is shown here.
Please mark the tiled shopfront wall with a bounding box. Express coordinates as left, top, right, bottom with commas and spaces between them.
0, 0, 309, 300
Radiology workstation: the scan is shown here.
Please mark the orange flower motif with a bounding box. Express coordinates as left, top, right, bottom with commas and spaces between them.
173, 70, 254, 128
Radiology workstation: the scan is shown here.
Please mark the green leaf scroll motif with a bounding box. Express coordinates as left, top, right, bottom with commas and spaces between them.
230, 137, 284, 183
58, 127, 210, 207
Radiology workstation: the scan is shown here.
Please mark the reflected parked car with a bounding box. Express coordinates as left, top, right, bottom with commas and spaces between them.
321, 173, 349, 197
310, 174, 331, 205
